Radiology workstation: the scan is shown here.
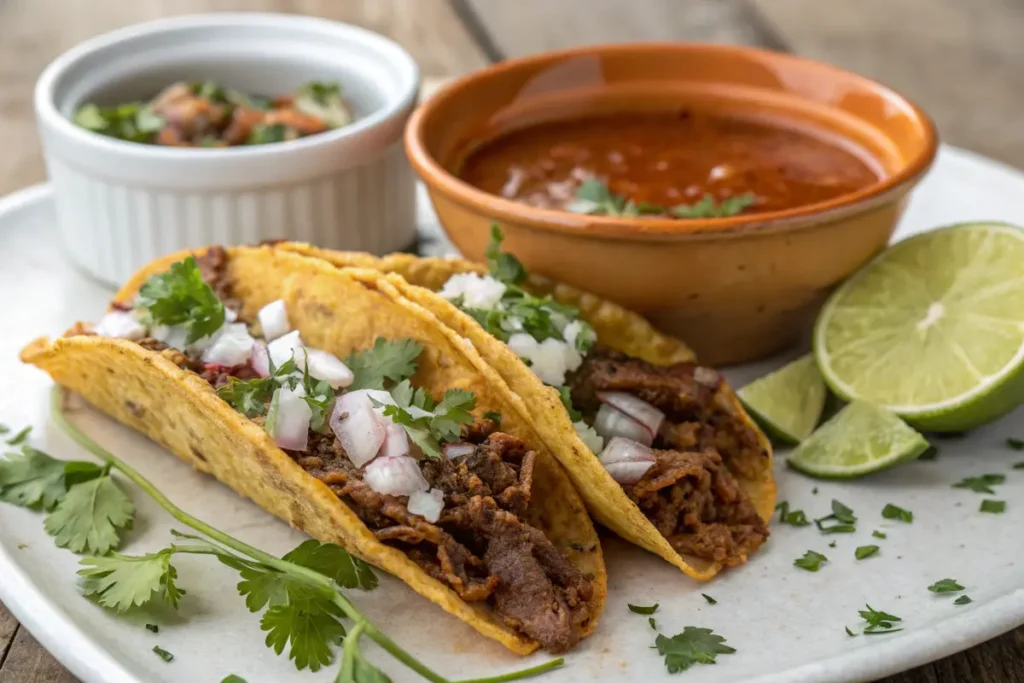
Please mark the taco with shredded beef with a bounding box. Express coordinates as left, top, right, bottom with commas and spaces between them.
20, 245, 606, 654
277, 229, 776, 580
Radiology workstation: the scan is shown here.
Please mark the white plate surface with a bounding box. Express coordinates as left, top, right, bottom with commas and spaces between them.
2, 146, 1024, 683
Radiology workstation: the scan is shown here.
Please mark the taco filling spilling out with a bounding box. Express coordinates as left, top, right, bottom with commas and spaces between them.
437, 229, 769, 567
77, 248, 594, 652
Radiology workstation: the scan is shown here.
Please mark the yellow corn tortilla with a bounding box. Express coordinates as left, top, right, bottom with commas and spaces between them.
21, 245, 606, 654
276, 244, 776, 580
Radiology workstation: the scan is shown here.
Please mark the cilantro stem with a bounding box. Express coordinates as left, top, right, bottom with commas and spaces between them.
51, 388, 561, 683
337, 621, 366, 683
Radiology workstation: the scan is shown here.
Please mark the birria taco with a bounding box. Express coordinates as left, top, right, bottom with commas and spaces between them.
278, 229, 776, 580
20, 245, 606, 654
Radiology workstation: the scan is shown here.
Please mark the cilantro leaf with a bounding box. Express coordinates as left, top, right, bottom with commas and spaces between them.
44, 473, 134, 554
557, 386, 583, 422
485, 224, 528, 285
872, 530, 887, 539
855, 545, 879, 560
671, 192, 756, 218
794, 550, 828, 571
261, 597, 346, 672
845, 626, 857, 637
430, 389, 477, 442
7, 426, 32, 445
1006, 437, 1024, 450
218, 376, 275, 417
955, 595, 972, 605
379, 383, 476, 459
221, 677, 247, 683
775, 501, 811, 527
152, 646, 174, 662
295, 81, 352, 129
282, 540, 377, 591
656, 627, 736, 673
928, 578, 964, 593
483, 410, 502, 426
146, 624, 159, 633
627, 603, 658, 615
881, 503, 913, 523
814, 499, 857, 534
0, 447, 101, 510
858, 604, 903, 634
702, 594, 717, 605
79, 548, 185, 611
981, 499, 1006, 513
345, 338, 422, 391
649, 617, 658, 631
952, 474, 1005, 494
136, 256, 225, 344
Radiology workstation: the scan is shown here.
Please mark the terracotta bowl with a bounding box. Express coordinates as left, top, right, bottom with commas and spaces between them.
405, 43, 937, 365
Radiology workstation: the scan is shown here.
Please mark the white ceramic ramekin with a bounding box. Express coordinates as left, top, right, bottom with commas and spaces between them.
35, 13, 420, 286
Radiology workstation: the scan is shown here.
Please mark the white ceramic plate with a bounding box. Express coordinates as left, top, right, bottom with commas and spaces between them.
2, 146, 1024, 683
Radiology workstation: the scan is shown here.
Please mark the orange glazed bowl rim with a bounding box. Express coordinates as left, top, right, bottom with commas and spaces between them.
406, 42, 939, 241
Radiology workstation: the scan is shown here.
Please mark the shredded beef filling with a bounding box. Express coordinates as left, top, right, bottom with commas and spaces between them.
569, 348, 769, 566
291, 422, 593, 652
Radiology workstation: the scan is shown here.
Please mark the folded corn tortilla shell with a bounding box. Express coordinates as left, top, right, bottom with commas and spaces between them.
275, 244, 776, 581
21, 245, 606, 654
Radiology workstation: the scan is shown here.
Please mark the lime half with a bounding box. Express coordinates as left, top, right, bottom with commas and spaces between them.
738, 354, 826, 444
787, 401, 929, 478
814, 222, 1024, 432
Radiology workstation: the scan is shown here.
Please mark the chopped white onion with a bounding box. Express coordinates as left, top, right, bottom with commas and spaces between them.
574, 421, 605, 454
151, 324, 189, 351
331, 402, 387, 468
268, 330, 304, 369
598, 436, 656, 484
379, 422, 410, 460
593, 403, 653, 446
694, 367, 720, 388
508, 333, 582, 386
345, 388, 434, 421
266, 386, 312, 451
597, 392, 664, 441
225, 307, 238, 322
408, 488, 445, 522
439, 273, 507, 310
201, 323, 255, 367
258, 299, 291, 341
604, 460, 656, 485
364, 456, 429, 497
443, 442, 476, 459
94, 311, 146, 341
305, 348, 354, 389
251, 341, 270, 378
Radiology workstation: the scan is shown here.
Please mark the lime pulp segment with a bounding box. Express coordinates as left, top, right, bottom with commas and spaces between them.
738, 354, 826, 444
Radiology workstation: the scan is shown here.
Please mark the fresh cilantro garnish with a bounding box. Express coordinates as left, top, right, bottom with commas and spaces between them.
79, 549, 185, 611
485, 224, 527, 284
146, 624, 159, 633
557, 386, 583, 422
952, 473, 1005, 494
152, 646, 174, 662
377, 382, 476, 458
775, 501, 811, 527
980, 499, 1006, 514
7, 426, 32, 445
248, 123, 288, 145
881, 503, 913, 523
670, 192, 756, 218
483, 410, 503, 425
221, 676, 247, 683
191, 80, 227, 101
858, 605, 903, 634
1006, 437, 1024, 450
873, 530, 887, 539
928, 578, 964, 593
73, 102, 166, 143
44, 470, 134, 554
298, 357, 335, 432
0, 446, 103, 510
845, 626, 857, 637
136, 256, 225, 344
295, 81, 352, 129
344, 338, 423, 391
794, 550, 828, 571
649, 617, 657, 630
1014, 462, 1024, 470
828, 540, 836, 548
218, 357, 302, 418
702, 594, 717, 605
628, 603, 659, 615
855, 545, 879, 560
655, 627, 736, 674
954, 595, 972, 605
815, 499, 857, 534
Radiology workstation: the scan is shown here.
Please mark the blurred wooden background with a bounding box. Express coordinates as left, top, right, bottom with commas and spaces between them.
1, 1, 1023, 682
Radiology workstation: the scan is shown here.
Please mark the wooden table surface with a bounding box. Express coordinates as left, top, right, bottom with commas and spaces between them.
2, 1, 1024, 681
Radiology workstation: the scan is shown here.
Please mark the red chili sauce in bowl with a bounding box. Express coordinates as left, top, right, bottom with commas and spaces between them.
458, 110, 882, 219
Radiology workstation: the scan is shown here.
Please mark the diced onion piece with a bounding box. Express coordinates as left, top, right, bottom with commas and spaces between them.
443, 442, 476, 459
268, 329, 304, 369
508, 333, 581, 386
694, 366, 721, 389
574, 421, 605, 454
364, 456, 429, 497
151, 324, 189, 351
379, 422, 410, 460
597, 391, 664, 441
331, 402, 387, 468
201, 323, 255, 366
258, 299, 291, 341
604, 460, 655, 485
439, 273, 507, 310
305, 348, 354, 389
598, 436, 656, 484
225, 307, 238, 322
266, 386, 312, 451
593, 403, 653, 446
408, 488, 444, 522
251, 341, 270, 378
94, 311, 146, 341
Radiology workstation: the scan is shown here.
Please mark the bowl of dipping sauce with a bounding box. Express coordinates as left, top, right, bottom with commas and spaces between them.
36, 13, 419, 287
406, 43, 937, 364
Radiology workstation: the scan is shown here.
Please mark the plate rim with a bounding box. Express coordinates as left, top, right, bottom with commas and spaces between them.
2, 147, 1024, 683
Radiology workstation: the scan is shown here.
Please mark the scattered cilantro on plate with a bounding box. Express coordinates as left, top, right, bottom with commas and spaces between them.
952, 474, 1005, 494
655, 627, 736, 674
628, 603, 659, 615
881, 503, 913, 523
794, 550, 828, 572
980, 499, 1006, 514
928, 578, 964, 594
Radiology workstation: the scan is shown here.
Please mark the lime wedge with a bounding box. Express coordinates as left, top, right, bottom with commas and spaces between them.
738, 354, 826, 444
814, 222, 1024, 432
787, 401, 929, 478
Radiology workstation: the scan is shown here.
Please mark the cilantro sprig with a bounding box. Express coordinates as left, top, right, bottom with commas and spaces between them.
135, 256, 225, 344
857, 605, 903, 635
21, 387, 563, 682
376, 380, 476, 458
881, 503, 913, 523
928, 578, 964, 594
565, 178, 756, 219
775, 501, 811, 527
794, 550, 828, 572
344, 337, 423, 391
655, 627, 736, 673
814, 499, 857, 534
953, 474, 1005, 494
